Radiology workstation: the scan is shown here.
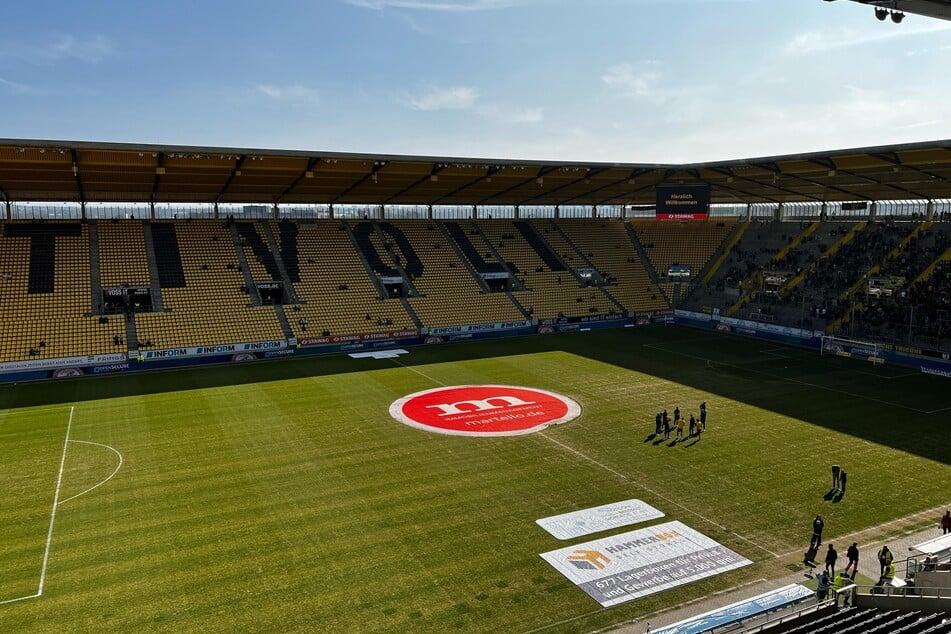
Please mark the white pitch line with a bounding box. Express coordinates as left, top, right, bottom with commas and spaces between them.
538, 432, 779, 559
390, 352, 778, 558
0, 593, 41, 606
390, 359, 448, 387
57, 440, 123, 506
37, 405, 74, 597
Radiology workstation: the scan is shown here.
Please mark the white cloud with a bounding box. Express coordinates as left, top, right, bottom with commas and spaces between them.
254, 83, 321, 106
601, 62, 663, 99
47, 34, 114, 63
403, 84, 542, 124
477, 104, 543, 123
0, 77, 42, 95
785, 22, 951, 55
346, 0, 523, 11
407, 85, 478, 110
1, 34, 114, 65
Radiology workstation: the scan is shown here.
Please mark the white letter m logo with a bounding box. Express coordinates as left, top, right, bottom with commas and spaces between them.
425, 395, 536, 416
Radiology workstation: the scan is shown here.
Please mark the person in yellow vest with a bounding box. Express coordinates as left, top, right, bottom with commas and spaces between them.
878, 561, 895, 588
832, 571, 852, 606
676, 416, 685, 440
878, 545, 893, 576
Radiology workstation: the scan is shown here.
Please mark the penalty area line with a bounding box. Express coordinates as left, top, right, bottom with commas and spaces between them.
38, 405, 74, 597
3, 405, 76, 607
56, 440, 123, 506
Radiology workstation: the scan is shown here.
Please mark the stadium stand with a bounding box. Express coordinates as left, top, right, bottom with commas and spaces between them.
630, 217, 737, 281
0, 221, 126, 362
399, 220, 526, 327
97, 219, 151, 289
2, 215, 949, 362
283, 221, 415, 339
475, 219, 602, 320
554, 218, 670, 314
134, 220, 285, 349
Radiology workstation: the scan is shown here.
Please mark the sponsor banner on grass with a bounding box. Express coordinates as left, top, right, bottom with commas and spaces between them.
651, 584, 813, 634
390, 384, 581, 437
140, 340, 287, 361
426, 320, 531, 336
536, 500, 665, 540
299, 330, 418, 347
540, 520, 751, 607
0, 352, 126, 374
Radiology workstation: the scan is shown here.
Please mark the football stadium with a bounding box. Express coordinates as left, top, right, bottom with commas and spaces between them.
3, 3, 951, 634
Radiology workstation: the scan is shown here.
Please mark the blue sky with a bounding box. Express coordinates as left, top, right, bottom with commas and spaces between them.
0, 0, 949, 163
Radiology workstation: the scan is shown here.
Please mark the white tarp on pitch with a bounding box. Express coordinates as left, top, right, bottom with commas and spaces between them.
536, 499, 665, 540
540, 521, 752, 607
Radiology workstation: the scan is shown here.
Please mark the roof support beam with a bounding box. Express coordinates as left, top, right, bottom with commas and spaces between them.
704, 167, 780, 203
333, 161, 387, 204
69, 149, 85, 204
870, 153, 943, 197
561, 167, 655, 205
275, 157, 321, 204
432, 165, 501, 205
518, 167, 610, 206
477, 165, 560, 205
707, 166, 821, 203
216, 155, 245, 203
383, 162, 449, 204
151, 152, 165, 204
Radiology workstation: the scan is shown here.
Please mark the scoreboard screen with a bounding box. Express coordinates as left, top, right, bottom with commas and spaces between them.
655, 185, 710, 219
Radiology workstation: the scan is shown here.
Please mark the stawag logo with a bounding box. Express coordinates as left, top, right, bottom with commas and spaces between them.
567, 550, 610, 570
389, 385, 581, 437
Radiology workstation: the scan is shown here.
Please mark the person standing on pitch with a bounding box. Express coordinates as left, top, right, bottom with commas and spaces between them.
673, 406, 680, 426
699, 401, 707, 430
825, 544, 838, 576
811, 514, 824, 550
831, 464, 840, 489
839, 470, 847, 493
662, 411, 671, 440
844, 543, 859, 578
941, 510, 950, 535
655, 411, 663, 436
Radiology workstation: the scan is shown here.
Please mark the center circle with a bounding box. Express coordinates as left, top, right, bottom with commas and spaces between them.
389, 384, 581, 436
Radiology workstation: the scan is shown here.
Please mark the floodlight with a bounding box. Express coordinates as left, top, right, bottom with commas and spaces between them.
875, 7, 888, 20
891, 11, 904, 23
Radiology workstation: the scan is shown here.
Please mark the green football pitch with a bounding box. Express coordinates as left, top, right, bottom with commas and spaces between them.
1, 326, 949, 633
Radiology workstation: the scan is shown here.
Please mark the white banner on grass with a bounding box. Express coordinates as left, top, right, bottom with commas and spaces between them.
540, 521, 751, 607
536, 499, 664, 540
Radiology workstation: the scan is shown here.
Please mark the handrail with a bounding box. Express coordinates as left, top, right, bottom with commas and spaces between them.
739, 597, 834, 633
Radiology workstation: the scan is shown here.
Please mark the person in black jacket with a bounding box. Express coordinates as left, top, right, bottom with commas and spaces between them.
844, 543, 859, 578
811, 514, 825, 550
825, 544, 838, 576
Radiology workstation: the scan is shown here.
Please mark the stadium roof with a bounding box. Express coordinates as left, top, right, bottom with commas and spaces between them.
1, 138, 950, 207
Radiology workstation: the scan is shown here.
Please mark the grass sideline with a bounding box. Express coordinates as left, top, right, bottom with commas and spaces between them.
1, 326, 949, 633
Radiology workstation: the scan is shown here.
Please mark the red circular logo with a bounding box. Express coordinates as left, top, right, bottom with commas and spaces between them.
389, 385, 581, 436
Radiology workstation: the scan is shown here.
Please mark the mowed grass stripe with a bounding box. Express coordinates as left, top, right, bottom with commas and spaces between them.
0, 409, 70, 601
1, 327, 950, 633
